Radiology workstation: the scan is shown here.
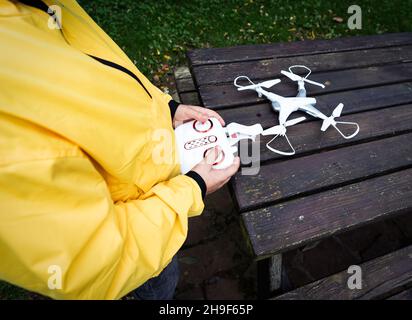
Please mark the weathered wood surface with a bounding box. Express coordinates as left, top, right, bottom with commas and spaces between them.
235, 133, 412, 211
198, 63, 412, 108
242, 168, 412, 257
178, 92, 200, 106
233, 103, 412, 167
217, 82, 412, 127
173, 66, 200, 105
269, 254, 282, 292
188, 33, 412, 66
176, 76, 196, 93
387, 287, 412, 300
185, 33, 412, 262
254, 104, 412, 163
273, 244, 412, 300
192, 45, 412, 86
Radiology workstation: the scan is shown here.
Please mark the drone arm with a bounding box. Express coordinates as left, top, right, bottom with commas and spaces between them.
299, 104, 327, 120
258, 88, 284, 103
297, 80, 307, 97
226, 122, 263, 145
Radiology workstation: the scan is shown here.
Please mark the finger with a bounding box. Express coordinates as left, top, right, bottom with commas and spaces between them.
186, 108, 209, 123
201, 108, 225, 126
218, 156, 240, 178
204, 146, 220, 165
219, 176, 231, 187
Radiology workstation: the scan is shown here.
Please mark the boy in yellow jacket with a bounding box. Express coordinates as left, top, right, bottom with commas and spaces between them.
0, 0, 240, 299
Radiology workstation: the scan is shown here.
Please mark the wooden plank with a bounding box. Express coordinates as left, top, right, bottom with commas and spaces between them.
192, 45, 412, 86
245, 104, 412, 164
198, 63, 412, 109
178, 91, 200, 106
257, 254, 283, 298
176, 76, 196, 93
174, 66, 196, 93
269, 254, 282, 292
242, 168, 412, 257
387, 287, 412, 300
188, 33, 412, 66
235, 133, 412, 211
218, 83, 412, 128
273, 244, 412, 300
174, 66, 192, 80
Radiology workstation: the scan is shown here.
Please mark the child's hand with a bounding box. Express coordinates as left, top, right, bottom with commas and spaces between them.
191, 146, 240, 195
173, 104, 225, 128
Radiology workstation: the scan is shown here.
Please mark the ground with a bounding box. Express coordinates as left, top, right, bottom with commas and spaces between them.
78, 0, 411, 88
174, 187, 412, 299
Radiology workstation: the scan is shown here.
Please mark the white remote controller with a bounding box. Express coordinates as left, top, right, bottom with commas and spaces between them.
175, 117, 263, 174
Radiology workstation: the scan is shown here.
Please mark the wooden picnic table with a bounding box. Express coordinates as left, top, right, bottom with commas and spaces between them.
179, 32, 412, 299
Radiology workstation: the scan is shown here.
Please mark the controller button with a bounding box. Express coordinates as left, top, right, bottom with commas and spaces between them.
193, 119, 213, 133
203, 148, 225, 166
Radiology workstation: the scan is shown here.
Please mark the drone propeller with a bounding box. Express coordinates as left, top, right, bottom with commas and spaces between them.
321, 103, 360, 139
320, 103, 343, 131
261, 116, 306, 156
262, 116, 306, 136
234, 76, 281, 91
332, 102, 344, 118
281, 65, 325, 88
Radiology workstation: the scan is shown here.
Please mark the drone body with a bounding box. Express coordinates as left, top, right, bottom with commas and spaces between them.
234, 65, 360, 155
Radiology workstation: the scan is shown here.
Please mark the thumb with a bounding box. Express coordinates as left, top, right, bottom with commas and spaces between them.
219, 156, 240, 178
204, 146, 220, 165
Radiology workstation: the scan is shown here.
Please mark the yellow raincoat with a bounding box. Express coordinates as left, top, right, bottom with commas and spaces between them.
0, 0, 204, 299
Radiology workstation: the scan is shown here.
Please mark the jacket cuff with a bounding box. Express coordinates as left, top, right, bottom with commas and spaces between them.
185, 171, 206, 199
168, 99, 180, 121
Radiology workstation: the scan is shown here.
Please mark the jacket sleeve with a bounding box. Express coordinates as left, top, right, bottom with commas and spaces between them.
0, 154, 203, 300
168, 99, 181, 121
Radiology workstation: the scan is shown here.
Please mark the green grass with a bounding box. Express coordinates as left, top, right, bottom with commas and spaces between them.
0, 281, 33, 300
1, 0, 412, 300
78, 0, 412, 85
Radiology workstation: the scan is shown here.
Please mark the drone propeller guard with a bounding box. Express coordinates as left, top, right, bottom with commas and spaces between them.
320, 103, 360, 139
266, 134, 296, 156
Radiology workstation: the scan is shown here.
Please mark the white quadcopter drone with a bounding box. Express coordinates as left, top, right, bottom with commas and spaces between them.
234, 65, 360, 155
174, 65, 360, 174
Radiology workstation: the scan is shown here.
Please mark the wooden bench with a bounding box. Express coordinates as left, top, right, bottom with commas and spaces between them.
177, 32, 412, 299
274, 244, 412, 300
